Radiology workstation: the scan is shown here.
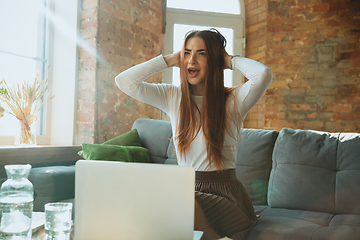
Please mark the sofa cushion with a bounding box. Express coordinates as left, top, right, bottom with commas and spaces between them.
165, 140, 177, 164
336, 133, 360, 214
80, 144, 150, 163
102, 128, 142, 146
246, 206, 360, 240
268, 128, 360, 214
29, 165, 75, 212
245, 208, 330, 240
236, 128, 279, 205
268, 128, 338, 212
132, 118, 175, 164
78, 128, 142, 157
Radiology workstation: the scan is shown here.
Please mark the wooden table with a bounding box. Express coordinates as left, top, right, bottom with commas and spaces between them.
32, 228, 74, 240
31, 228, 45, 240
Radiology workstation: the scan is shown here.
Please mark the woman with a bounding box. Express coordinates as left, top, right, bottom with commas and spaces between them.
115, 29, 272, 240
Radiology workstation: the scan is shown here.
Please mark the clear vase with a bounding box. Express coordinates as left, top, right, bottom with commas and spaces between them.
14, 119, 37, 146
0, 164, 34, 240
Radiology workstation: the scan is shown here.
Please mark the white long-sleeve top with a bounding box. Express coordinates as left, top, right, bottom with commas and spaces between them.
115, 55, 272, 171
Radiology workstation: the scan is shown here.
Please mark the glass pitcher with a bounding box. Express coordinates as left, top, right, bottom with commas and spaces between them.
0, 164, 34, 240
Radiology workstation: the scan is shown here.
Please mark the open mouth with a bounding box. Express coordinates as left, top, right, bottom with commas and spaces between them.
188, 68, 199, 77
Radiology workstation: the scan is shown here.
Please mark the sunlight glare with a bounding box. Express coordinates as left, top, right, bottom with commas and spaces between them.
38, 4, 108, 67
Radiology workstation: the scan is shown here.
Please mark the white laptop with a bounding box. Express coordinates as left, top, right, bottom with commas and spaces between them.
75, 160, 201, 240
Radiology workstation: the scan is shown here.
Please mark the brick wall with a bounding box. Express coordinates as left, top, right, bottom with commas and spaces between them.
244, 0, 268, 129
76, 0, 164, 144
245, 0, 360, 132
76, 0, 359, 145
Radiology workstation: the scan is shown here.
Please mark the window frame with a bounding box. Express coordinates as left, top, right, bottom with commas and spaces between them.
45, 0, 80, 145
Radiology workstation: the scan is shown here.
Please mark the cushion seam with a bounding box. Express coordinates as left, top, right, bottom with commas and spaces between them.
273, 162, 335, 171
268, 131, 280, 205
335, 134, 339, 214
311, 226, 324, 240
236, 164, 271, 169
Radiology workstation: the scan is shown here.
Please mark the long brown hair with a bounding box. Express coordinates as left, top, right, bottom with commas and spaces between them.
175, 29, 237, 171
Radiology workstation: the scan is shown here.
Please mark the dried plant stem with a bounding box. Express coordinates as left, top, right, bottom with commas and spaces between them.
0, 75, 49, 145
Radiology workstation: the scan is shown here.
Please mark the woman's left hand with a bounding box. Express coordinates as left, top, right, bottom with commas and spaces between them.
224, 51, 232, 70
164, 51, 181, 68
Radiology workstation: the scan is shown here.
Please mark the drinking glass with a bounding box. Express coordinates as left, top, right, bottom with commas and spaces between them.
44, 203, 72, 240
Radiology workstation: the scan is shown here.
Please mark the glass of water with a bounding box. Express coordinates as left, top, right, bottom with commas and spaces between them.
44, 203, 72, 240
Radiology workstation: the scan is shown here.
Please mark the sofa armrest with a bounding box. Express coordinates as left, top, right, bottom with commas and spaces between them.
29, 165, 76, 212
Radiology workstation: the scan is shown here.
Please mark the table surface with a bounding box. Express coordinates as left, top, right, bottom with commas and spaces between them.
32, 228, 75, 240
30, 212, 229, 240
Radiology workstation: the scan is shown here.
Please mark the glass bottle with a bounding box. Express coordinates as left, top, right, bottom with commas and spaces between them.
0, 164, 34, 240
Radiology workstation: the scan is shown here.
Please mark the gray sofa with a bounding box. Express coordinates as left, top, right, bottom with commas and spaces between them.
29, 118, 360, 239
29, 165, 76, 212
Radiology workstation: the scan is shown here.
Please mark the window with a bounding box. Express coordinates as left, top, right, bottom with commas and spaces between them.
0, 0, 79, 145
0, 0, 48, 140
164, 0, 246, 88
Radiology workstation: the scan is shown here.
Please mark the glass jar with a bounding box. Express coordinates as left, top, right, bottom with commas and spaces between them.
0, 164, 34, 240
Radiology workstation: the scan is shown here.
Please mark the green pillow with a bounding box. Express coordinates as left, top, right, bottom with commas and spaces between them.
79, 143, 150, 163
103, 128, 142, 146
78, 128, 142, 158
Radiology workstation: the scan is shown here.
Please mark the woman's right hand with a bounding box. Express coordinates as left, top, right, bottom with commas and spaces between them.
164, 51, 181, 68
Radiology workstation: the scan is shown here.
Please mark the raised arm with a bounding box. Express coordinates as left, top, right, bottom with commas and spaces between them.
231, 55, 273, 118
115, 55, 172, 112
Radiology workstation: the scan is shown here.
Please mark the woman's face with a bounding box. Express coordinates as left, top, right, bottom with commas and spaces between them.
184, 37, 208, 96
